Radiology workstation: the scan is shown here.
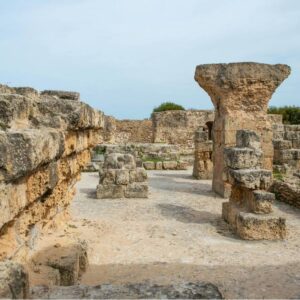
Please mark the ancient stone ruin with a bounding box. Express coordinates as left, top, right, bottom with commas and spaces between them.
194, 62, 291, 197
0, 60, 299, 299
193, 127, 213, 179
223, 130, 286, 240
271, 122, 300, 208
0, 84, 103, 261
96, 153, 148, 199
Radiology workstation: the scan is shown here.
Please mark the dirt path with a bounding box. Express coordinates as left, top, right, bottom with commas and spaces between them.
36, 170, 300, 298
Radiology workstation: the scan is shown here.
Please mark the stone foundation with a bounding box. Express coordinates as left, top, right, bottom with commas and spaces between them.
0, 85, 103, 261
96, 153, 148, 199
222, 130, 286, 240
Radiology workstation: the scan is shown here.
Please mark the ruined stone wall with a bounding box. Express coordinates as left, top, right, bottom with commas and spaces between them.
0, 85, 104, 261
152, 110, 214, 149
195, 62, 291, 197
115, 119, 153, 144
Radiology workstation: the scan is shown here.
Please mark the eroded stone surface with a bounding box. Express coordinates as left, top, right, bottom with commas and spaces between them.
0, 84, 104, 261
195, 62, 291, 197
0, 261, 29, 299
31, 281, 222, 299
97, 153, 148, 199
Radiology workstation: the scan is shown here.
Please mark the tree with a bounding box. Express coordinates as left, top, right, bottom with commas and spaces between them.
268, 106, 300, 124
152, 102, 185, 116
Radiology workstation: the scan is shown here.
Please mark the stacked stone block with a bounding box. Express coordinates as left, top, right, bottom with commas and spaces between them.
222, 130, 286, 240
0, 84, 104, 261
193, 128, 213, 179
273, 124, 300, 173
96, 153, 148, 199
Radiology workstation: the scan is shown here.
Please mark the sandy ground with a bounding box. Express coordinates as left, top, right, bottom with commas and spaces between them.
33, 169, 300, 299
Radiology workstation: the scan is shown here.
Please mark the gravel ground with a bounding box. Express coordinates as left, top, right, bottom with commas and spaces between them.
53, 170, 300, 298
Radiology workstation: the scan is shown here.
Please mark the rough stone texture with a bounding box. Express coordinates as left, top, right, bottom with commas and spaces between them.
222, 130, 286, 240
0, 84, 104, 261
270, 178, 300, 209
152, 110, 214, 148
193, 128, 213, 179
195, 62, 291, 197
97, 153, 148, 199
93, 143, 193, 169
29, 241, 88, 287
31, 281, 222, 299
273, 124, 300, 174
102, 116, 153, 144
0, 260, 29, 299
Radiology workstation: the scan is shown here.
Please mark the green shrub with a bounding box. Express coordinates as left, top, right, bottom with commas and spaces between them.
273, 170, 284, 181
152, 102, 185, 117
268, 106, 300, 124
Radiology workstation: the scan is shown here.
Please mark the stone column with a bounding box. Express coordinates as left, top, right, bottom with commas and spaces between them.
194, 63, 291, 197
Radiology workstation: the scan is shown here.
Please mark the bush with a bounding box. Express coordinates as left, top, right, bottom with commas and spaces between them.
268, 106, 300, 124
152, 102, 185, 116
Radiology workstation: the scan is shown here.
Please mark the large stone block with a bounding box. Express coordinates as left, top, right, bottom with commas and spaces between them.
236, 212, 286, 240
143, 161, 155, 170
104, 153, 136, 170
115, 169, 130, 185
125, 182, 148, 198
236, 130, 261, 150
96, 183, 124, 199
224, 147, 262, 169
0, 129, 64, 181
248, 190, 274, 214
163, 161, 178, 170
228, 169, 272, 189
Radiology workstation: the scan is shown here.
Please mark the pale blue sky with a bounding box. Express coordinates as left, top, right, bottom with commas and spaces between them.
0, 0, 299, 119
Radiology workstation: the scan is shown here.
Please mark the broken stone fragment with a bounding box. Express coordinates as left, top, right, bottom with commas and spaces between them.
0, 261, 29, 299
228, 169, 272, 190
41, 90, 80, 101
224, 147, 262, 169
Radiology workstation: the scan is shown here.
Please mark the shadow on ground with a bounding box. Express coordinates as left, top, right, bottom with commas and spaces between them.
80, 188, 97, 199
149, 174, 216, 197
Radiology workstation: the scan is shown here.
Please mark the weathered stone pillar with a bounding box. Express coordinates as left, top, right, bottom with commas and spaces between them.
194, 63, 291, 197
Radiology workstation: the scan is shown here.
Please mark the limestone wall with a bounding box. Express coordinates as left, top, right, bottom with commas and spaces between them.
0, 85, 104, 261
152, 110, 214, 149
102, 117, 152, 144
115, 119, 152, 143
